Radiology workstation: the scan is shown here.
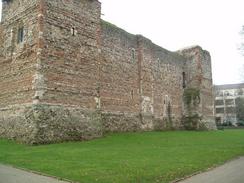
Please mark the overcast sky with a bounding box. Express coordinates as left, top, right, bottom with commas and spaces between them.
1, 1, 244, 85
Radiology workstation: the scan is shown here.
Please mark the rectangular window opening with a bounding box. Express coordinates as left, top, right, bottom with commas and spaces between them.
71, 27, 77, 36
71, 27, 75, 36
182, 72, 186, 88
17, 27, 24, 44
131, 90, 134, 99
215, 100, 224, 106
216, 108, 224, 114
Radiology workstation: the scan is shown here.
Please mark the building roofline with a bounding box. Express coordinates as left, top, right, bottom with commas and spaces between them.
214, 83, 244, 90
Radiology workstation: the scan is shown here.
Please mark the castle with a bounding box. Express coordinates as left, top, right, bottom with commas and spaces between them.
0, 0, 216, 144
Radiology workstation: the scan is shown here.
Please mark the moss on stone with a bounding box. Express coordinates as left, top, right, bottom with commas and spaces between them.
183, 88, 202, 130
183, 88, 200, 107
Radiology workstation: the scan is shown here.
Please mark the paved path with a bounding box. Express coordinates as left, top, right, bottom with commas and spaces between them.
0, 164, 69, 183
179, 157, 244, 183
1, 157, 244, 183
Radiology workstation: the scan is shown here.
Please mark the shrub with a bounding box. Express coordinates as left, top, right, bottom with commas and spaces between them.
237, 121, 244, 126
222, 121, 233, 126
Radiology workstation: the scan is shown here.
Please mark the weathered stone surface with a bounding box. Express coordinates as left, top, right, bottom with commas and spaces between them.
0, 104, 102, 144
101, 112, 141, 132
0, 0, 216, 144
100, 23, 186, 130
178, 46, 216, 130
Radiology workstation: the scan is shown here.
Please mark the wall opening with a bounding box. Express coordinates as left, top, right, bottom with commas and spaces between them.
17, 26, 24, 43
163, 95, 173, 128
71, 27, 77, 36
131, 90, 134, 99
131, 48, 136, 61
182, 72, 186, 88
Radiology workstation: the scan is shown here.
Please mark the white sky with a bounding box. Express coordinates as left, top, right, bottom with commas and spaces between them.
1, 1, 244, 85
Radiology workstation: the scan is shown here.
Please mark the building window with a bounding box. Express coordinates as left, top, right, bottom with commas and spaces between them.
216, 108, 224, 114
71, 27, 77, 36
224, 91, 230, 96
226, 107, 235, 114
225, 99, 234, 106
2, 0, 11, 4
238, 89, 243, 96
182, 72, 186, 88
215, 91, 223, 97
17, 27, 24, 43
215, 100, 224, 106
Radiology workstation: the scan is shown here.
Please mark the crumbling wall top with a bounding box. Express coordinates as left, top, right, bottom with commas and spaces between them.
177, 45, 210, 58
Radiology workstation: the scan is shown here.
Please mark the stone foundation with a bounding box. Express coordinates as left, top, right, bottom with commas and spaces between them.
101, 112, 182, 133
0, 105, 185, 144
0, 0, 216, 144
101, 112, 141, 132
201, 117, 217, 130
0, 104, 103, 144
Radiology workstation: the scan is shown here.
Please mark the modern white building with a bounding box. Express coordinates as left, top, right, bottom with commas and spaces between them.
214, 83, 244, 125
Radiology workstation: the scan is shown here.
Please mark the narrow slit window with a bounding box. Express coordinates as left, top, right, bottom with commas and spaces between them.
131, 48, 136, 61
71, 27, 77, 36
182, 72, 186, 88
17, 27, 24, 43
71, 27, 75, 36
131, 90, 134, 99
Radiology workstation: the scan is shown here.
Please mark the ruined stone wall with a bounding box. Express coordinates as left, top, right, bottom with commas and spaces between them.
100, 21, 141, 132
138, 37, 186, 129
101, 22, 186, 131
0, 0, 39, 107
151, 42, 186, 128
178, 46, 216, 129
198, 50, 215, 129
40, 0, 101, 107
101, 21, 139, 114
0, 0, 216, 144
0, 0, 41, 142
25, 0, 104, 143
0, 0, 104, 144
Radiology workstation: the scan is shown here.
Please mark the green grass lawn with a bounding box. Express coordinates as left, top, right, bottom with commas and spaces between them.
1, 130, 244, 183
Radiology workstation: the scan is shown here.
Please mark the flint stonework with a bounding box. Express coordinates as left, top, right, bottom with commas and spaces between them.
0, 0, 216, 144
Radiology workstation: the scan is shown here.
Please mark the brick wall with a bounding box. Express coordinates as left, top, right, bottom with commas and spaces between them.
38, 0, 101, 108
179, 46, 215, 129
0, 0, 40, 142
0, 0, 39, 107
138, 36, 185, 128
100, 21, 142, 131
101, 22, 187, 130
0, 0, 216, 144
